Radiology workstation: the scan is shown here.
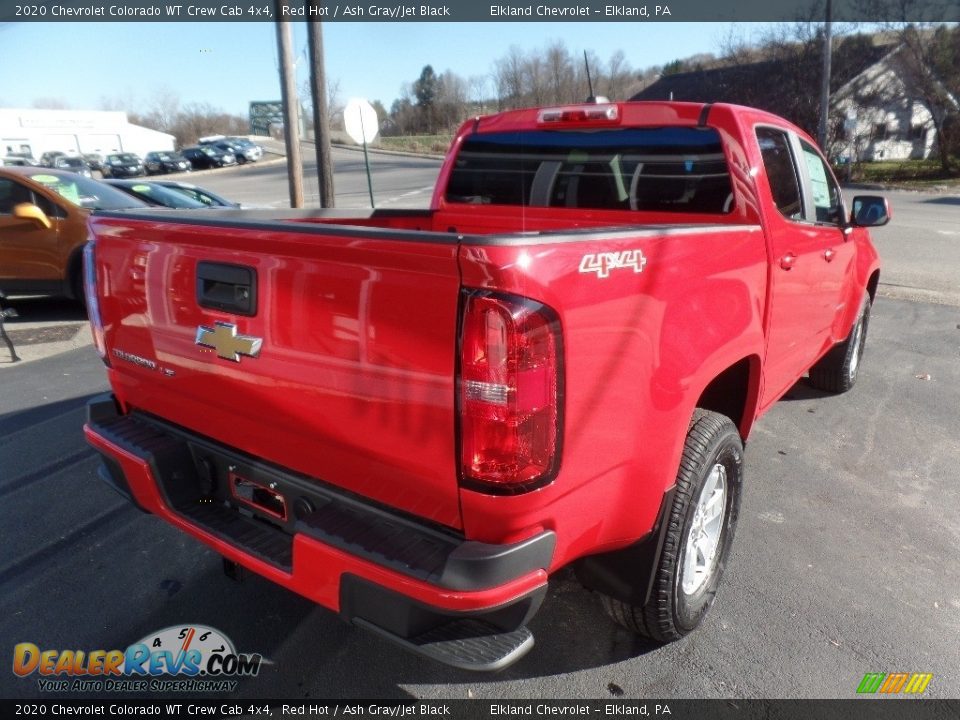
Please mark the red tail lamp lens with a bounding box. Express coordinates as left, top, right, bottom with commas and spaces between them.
459, 290, 563, 494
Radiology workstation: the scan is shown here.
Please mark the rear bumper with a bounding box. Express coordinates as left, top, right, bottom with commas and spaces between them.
84, 394, 552, 666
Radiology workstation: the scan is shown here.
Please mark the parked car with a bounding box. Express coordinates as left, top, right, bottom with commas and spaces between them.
1, 157, 33, 168
101, 153, 145, 178
105, 179, 209, 209
151, 180, 240, 207
144, 151, 192, 175
4, 150, 37, 165
0, 167, 146, 300
83, 153, 104, 172
38, 151, 68, 167
182, 146, 237, 169
207, 140, 261, 164
53, 156, 93, 178
226, 137, 264, 159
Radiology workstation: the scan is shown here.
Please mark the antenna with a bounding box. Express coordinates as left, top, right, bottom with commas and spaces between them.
584, 50, 596, 102
582, 51, 609, 103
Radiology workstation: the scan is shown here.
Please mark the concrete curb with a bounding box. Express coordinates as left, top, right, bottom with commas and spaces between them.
329, 143, 446, 161
123, 155, 289, 182
842, 181, 960, 194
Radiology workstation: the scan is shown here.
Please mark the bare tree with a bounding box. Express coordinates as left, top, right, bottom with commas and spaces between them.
435, 71, 469, 130
326, 77, 344, 129
494, 46, 526, 109
468, 75, 490, 114
605, 50, 635, 101
141, 86, 182, 133
525, 55, 547, 106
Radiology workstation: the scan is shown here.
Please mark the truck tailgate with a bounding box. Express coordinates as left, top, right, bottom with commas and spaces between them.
89, 215, 463, 530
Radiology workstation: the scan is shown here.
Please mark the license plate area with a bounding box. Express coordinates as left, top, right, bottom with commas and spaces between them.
230, 471, 288, 522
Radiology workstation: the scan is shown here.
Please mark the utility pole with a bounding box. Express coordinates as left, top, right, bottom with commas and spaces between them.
275, 0, 304, 208
818, 0, 833, 150
307, 11, 335, 207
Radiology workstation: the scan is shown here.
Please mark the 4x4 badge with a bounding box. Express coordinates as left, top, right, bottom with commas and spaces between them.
196, 322, 262, 362
579, 250, 647, 278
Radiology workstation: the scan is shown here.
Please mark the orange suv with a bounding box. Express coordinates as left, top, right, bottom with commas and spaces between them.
0, 167, 145, 300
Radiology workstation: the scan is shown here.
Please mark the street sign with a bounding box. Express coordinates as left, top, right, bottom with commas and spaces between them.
343, 98, 379, 145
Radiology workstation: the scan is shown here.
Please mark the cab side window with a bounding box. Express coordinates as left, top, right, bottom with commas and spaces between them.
756, 127, 803, 221
32, 192, 67, 219
0, 178, 33, 215
799, 140, 843, 224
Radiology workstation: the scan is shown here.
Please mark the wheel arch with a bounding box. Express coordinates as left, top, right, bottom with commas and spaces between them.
66, 245, 85, 300
866, 268, 880, 304
693, 354, 763, 440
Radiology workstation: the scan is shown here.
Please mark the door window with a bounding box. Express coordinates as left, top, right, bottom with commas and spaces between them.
0, 178, 33, 214
756, 127, 803, 221
799, 140, 843, 224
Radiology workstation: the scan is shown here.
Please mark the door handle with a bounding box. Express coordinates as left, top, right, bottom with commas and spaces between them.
196, 262, 257, 316
824, 248, 836, 262
779, 253, 797, 270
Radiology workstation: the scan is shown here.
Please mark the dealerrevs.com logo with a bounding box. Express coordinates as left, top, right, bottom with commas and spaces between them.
13, 625, 264, 693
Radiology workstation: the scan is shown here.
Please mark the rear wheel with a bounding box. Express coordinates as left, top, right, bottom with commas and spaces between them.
68, 254, 86, 310
600, 409, 743, 641
808, 294, 871, 393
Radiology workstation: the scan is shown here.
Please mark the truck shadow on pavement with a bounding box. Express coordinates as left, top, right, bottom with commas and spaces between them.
216, 566, 658, 698
780, 379, 833, 402
83, 560, 661, 700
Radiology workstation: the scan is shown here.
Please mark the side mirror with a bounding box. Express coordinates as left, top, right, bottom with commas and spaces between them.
13, 203, 52, 230
850, 195, 891, 227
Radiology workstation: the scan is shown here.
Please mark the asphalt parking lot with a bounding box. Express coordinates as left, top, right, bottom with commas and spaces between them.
0, 162, 958, 700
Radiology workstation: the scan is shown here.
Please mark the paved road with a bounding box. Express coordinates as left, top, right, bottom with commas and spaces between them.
866, 189, 960, 306
195, 145, 442, 210
1, 296, 957, 700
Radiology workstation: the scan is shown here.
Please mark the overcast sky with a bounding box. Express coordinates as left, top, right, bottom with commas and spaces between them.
0, 21, 783, 117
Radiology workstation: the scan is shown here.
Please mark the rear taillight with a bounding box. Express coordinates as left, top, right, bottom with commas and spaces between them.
458, 290, 563, 494
83, 241, 108, 364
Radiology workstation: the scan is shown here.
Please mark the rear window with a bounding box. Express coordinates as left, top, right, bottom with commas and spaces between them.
445, 128, 733, 213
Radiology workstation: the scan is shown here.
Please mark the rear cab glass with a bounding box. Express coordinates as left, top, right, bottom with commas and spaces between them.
445, 128, 734, 214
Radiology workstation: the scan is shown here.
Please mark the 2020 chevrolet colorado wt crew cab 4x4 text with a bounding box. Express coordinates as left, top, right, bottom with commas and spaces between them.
83, 101, 888, 671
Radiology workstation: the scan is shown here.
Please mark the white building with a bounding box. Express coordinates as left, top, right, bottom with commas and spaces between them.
0, 108, 175, 160
829, 47, 945, 162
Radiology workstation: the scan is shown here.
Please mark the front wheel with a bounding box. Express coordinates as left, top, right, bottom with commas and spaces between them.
808, 294, 871, 393
601, 409, 743, 642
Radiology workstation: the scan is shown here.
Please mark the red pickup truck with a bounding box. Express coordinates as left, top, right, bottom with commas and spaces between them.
83, 101, 887, 671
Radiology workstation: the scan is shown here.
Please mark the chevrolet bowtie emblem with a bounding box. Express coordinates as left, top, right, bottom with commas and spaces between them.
195, 322, 262, 362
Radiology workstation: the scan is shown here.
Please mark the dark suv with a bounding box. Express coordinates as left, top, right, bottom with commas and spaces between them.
182, 146, 237, 169
102, 153, 145, 178
144, 151, 192, 175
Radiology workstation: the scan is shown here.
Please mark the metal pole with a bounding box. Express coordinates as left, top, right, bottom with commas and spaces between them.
818, 0, 833, 150
307, 13, 335, 207
359, 111, 375, 208
0, 291, 20, 363
275, 0, 304, 208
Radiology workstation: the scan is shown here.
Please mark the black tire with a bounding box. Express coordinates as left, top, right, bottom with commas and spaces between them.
69, 258, 86, 310
601, 409, 743, 642
807, 294, 871, 393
